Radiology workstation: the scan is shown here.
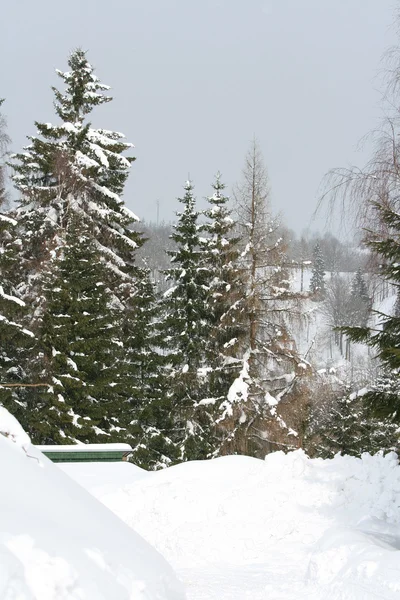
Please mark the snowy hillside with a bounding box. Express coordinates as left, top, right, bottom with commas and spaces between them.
0, 411, 185, 600
289, 266, 397, 373
63, 452, 400, 600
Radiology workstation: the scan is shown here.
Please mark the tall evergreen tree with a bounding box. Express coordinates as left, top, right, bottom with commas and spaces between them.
23, 216, 127, 444
161, 181, 212, 461
349, 267, 371, 327
163, 181, 208, 370
310, 242, 326, 297
0, 100, 34, 413
10, 48, 142, 301
121, 269, 178, 469
200, 174, 244, 436
7, 50, 149, 444
342, 201, 400, 424
0, 210, 34, 409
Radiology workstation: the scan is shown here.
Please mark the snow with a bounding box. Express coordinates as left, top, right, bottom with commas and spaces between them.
62, 450, 400, 600
0, 406, 30, 450
36, 442, 132, 452
0, 409, 185, 600
0, 213, 17, 225
0, 285, 25, 306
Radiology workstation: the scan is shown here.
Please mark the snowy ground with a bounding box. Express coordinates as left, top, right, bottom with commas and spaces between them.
62, 451, 400, 600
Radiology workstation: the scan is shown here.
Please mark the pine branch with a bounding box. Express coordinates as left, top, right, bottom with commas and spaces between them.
0, 383, 51, 388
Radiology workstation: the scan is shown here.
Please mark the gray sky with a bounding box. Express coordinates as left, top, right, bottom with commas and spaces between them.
1, 0, 397, 233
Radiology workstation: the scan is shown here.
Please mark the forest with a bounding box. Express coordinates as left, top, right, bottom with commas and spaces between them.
1, 47, 399, 470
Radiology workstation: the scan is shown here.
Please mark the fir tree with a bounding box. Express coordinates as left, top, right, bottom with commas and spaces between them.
0, 101, 34, 414
310, 242, 326, 297
200, 174, 244, 436
121, 269, 178, 469
163, 181, 208, 370
22, 216, 126, 444
10, 48, 142, 305
341, 201, 400, 424
317, 387, 399, 458
349, 267, 371, 327
7, 50, 149, 445
161, 181, 211, 461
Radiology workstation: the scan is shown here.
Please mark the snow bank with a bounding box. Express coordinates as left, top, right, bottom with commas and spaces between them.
0, 410, 185, 600
63, 450, 400, 600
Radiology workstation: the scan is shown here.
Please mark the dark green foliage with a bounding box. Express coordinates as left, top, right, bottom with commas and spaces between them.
317, 387, 399, 458
121, 271, 178, 469
0, 101, 34, 412
10, 48, 141, 298
163, 181, 208, 370
161, 181, 215, 461
21, 216, 127, 444
199, 174, 245, 441
3, 51, 152, 448
0, 212, 32, 386
341, 201, 400, 426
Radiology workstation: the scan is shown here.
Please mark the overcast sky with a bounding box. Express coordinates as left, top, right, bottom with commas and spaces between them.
1, 0, 397, 234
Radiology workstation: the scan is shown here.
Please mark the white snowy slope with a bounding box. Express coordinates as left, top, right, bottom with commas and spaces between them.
62, 451, 400, 600
0, 410, 185, 600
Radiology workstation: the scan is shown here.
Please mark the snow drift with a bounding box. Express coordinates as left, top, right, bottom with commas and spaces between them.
63, 450, 400, 600
0, 408, 185, 600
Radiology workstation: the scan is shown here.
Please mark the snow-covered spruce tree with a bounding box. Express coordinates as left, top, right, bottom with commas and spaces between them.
8, 50, 150, 443
10, 48, 142, 300
161, 181, 213, 461
218, 139, 309, 458
22, 215, 129, 444
200, 174, 245, 448
121, 269, 178, 469
0, 210, 35, 413
316, 386, 399, 458
310, 242, 326, 297
349, 267, 371, 327
341, 201, 400, 425
0, 100, 34, 417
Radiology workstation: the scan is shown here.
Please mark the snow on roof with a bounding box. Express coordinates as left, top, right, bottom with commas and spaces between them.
36, 443, 132, 452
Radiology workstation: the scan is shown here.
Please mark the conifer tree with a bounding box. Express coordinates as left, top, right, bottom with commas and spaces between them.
161, 181, 212, 461
0, 211, 34, 408
218, 140, 308, 457
163, 181, 208, 370
7, 50, 149, 444
21, 215, 127, 444
349, 267, 371, 327
200, 174, 244, 423
317, 387, 398, 458
310, 242, 326, 297
0, 100, 34, 413
341, 201, 400, 424
121, 270, 178, 469
10, 48, 142, 306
